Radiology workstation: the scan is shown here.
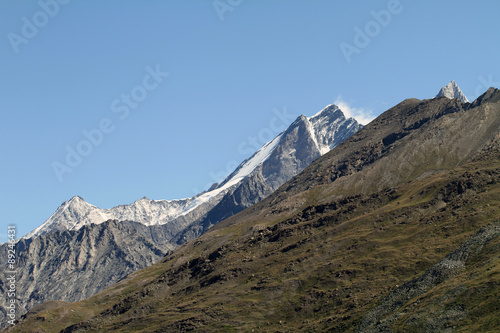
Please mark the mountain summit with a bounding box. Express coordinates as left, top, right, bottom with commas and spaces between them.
435, 80, 469, 103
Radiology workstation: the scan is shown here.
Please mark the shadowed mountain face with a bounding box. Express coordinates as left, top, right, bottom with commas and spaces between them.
8, 88, 500, 332
0, 106, 361, 327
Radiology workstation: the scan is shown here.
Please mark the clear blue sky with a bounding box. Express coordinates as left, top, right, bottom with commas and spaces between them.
1, 0, 499, 239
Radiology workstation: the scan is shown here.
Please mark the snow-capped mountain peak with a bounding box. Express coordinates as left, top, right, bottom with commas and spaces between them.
436, 80, 469, 103
310, 104, 342, 119
25, 196, 109, 239
307, 104, 362, 155
24, 197, 196, 240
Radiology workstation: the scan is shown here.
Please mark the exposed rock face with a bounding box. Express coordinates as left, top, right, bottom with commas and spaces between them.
0, 220, 174, 324
436, 80, 469, 103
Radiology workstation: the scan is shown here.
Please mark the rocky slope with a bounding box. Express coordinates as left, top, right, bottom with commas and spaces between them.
8, 87, 500, 332
0, 105, 361, 327
357, 222, 500, 332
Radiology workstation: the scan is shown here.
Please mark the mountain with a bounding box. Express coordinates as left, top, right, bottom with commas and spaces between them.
0, 104, 361, 327
435, 80, 469, 103
172, 105, 361, 244
8, 87, 500, 332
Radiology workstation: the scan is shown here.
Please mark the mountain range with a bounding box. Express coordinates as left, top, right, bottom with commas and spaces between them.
26, 104, 361, 240
5, 81, 499, 332
0, 104, 362, 326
